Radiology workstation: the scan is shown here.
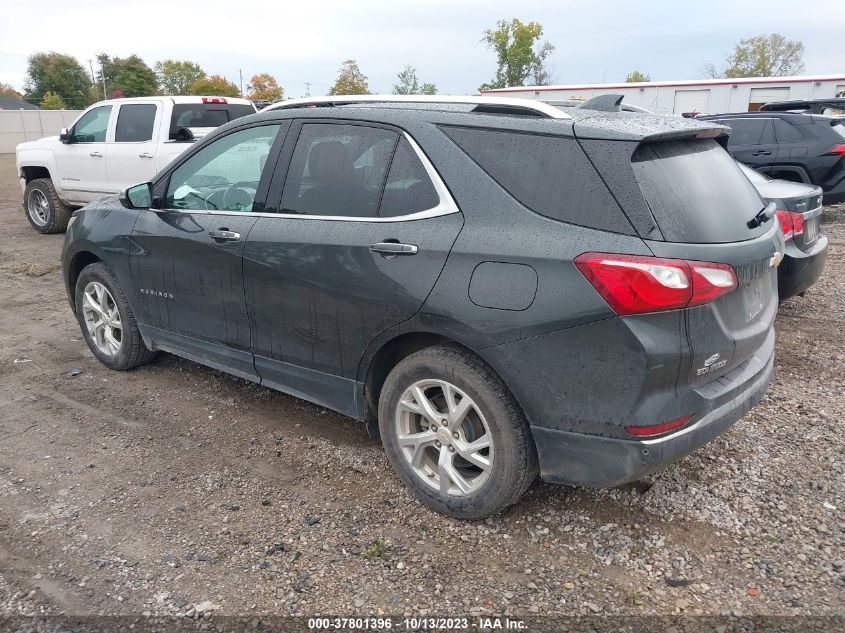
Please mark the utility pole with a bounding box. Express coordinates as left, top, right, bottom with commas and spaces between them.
305, 82, 311, 97
87, 59, 96, 84
239, 69, 244, 97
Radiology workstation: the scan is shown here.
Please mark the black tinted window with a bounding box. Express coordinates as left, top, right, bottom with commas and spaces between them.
169, 104, 255, 139
632, 139, 767, 243
280, 124, 398, 217
115, 104, 156, 142
722, 118, 775, 146
774, 119, 803, 143
379, 138, 439, 217
442, 126, 630, 233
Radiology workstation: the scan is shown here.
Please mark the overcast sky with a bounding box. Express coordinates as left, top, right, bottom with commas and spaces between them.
1, 0, 844, 98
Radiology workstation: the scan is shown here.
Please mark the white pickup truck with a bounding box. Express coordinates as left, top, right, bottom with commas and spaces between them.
16, 95, 257, 233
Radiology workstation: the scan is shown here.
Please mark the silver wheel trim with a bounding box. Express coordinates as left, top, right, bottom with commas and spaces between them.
395, 379, 494, 497
81, 281, 123, 357
27, 189, 50, 226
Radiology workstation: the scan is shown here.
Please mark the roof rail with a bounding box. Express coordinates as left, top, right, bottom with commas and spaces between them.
263, 94, 572, 119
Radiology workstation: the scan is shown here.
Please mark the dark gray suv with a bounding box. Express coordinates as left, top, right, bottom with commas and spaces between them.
62, 96, 783, 519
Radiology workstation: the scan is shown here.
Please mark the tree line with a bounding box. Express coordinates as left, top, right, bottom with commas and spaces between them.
0, 28, 806, 109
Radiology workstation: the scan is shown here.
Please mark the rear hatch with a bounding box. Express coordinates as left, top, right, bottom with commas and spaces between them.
576, 121, 783, 387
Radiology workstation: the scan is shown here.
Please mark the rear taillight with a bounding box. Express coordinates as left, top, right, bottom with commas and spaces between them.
774, 209, 804, 242
827, 144, 845, 156
625, 415, 693, 438
202, 97, 228, 104
574, 253, 738, 315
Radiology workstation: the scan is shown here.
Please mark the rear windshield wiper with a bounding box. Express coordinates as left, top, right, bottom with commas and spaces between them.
747, 203, 776, 229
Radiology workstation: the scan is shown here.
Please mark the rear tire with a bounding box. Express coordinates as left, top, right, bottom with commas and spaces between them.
23, 178, 73, 234
379, 345, 538, 519
74, 263, 155, 371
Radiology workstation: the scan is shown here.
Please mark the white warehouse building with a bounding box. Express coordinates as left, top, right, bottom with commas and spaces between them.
480, 74, 845, 116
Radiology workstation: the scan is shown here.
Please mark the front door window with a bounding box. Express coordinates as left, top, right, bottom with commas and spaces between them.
165, 124, 282, 212
72, 106, 112, 143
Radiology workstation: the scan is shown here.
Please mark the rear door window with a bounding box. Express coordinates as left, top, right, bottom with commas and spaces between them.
279, 123, 398, 217
632, 139, 768, 243
379, 138, 440, 217
441, 126, 632, 234
721, 118, 775, 146
115, 104, 157, 142
774, 119, 802, 143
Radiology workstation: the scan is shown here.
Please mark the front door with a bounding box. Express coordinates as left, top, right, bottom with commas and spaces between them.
130, 122, 286, 379
56, 104, 113, 203
106, 102, 160, 191
244, 122, 463, 415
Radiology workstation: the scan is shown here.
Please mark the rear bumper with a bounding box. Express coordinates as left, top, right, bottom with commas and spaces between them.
532, 331, 774, 487
778, 233, 828, 300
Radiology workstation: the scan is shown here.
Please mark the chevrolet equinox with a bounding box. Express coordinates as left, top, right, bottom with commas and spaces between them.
62, 95, 783, 519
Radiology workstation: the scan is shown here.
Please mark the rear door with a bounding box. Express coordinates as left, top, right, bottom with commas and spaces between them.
717, 117, 778, 168
243, 120, 463, 415
629, 139, 783, 386
106, 101, 160, 191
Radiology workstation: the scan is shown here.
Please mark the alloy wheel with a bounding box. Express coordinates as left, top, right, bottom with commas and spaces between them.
395, 379, 494, 496
82, 281, 123, 356
27, 189, 49, 227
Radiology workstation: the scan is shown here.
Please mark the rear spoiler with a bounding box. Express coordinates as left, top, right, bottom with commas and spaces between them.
760, 98, 845, 113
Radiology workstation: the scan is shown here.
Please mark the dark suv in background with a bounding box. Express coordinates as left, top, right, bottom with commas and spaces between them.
62, 96, 782, 519
698, 111, 845, 203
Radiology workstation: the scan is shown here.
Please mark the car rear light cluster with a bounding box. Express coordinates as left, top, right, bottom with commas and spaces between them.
574, 253, 738, 316
774, 209, 804, 242
827, 144, 845, 157
625, 415, 693, 438
202, 97, 227, 104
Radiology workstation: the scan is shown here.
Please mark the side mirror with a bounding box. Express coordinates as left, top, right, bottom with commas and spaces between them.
59, 128, 72, 144
119, 182, 153, 210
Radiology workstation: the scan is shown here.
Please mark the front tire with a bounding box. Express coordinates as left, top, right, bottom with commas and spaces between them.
379, 345, 538, 519
23, 178, 73, 234
74, 263, 155, 370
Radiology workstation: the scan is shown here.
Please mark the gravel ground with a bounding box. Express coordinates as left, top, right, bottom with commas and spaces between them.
0, 155, 843, 628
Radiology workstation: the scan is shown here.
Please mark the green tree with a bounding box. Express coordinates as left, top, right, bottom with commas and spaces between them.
0, 83, 22, 99
704, 33, 804, 79
479, 19, 555, 90
188, 74, 240, 97
247, 73, 283, 101
392, 65, 437, 95
24, 52, 91, 108
97, 54, 157, 97
328, 59, 370, 95
625, 70, 650, 83
39, 91, 66, 109
155, 59, 206, 95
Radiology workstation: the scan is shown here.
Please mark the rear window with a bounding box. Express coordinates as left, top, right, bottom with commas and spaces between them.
441, 126, 633, 234
632, 139, 768, 243
169, 104, 255, 139
833, 123, 845, 140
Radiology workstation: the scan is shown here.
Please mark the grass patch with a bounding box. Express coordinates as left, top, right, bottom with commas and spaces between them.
8, 262, 61, 277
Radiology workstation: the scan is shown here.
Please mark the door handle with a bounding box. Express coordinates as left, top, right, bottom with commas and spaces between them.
369, 241, 418, 256
138, 152, 154, 159
89, 151, 103, 158
752, 150, 772, 156
208, 230, 241, 241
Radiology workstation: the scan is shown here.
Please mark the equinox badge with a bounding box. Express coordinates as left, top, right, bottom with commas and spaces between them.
697, 353, 727, 376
